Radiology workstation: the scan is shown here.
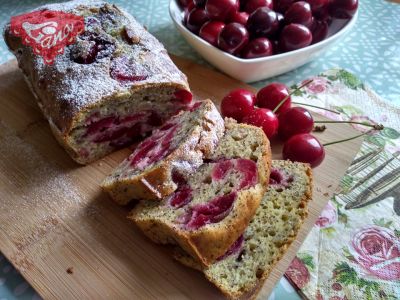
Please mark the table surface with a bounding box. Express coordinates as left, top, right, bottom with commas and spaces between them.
0, 0, 399, 299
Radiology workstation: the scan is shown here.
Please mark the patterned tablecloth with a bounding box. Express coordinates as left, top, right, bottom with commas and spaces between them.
0, 0, 399, 299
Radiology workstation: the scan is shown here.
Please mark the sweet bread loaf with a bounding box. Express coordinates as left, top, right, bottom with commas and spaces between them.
174, 160, 312, 299
130, 120, 271, 267
102, 100, 224, 203
4, 0, 191, 164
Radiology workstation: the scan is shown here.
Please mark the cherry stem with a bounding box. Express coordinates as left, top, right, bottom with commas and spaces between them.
323, 127, 384, 147
272, 79, 314, 114
292, 102, 340, 114
315, 121, 384, 130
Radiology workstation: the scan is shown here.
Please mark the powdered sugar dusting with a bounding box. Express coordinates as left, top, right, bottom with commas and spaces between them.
4, 0, 188, 134
0, 121, 84, 235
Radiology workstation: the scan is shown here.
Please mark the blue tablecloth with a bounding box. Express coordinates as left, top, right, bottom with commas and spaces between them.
0, 0, 399, 299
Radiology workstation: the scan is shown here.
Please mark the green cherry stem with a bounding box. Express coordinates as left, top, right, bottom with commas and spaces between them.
272, 79, 314, 114
292, 102, 341, 114
315, 121, 384, 130
323, 127, 384, 147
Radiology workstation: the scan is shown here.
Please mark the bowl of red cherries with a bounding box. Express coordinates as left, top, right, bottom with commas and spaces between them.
169, 0, 358, 82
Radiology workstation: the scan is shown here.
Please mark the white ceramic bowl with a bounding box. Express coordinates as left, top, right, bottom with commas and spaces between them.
169, 1, 358, 83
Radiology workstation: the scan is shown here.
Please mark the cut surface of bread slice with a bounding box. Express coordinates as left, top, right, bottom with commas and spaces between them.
174, 160, 312, 299
102, 100, 224, 204
130, 120, 271, 267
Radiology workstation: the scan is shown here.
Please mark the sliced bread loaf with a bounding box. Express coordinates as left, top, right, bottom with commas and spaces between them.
174, 160, 312, 299
102, 100, 224, 204
129, 120, 271, 267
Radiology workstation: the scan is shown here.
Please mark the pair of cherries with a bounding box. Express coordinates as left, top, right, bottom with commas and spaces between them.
220, 81, 322, 167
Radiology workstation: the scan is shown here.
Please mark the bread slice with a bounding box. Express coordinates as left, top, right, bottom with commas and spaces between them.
102, 100, 224, 204
174, 160, 312, 299
129, 120, 271, 267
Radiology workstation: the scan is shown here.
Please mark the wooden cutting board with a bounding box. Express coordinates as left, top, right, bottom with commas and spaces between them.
0, 57, 362, 300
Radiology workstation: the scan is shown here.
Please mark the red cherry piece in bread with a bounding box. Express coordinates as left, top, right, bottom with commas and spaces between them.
229, 11, 249, 25
173, 89, 193, 104
110, 57, 149, 82
284, 1, 313, 28
217, 235, 244, 261
235, 158, 258, 188
328, 0, 358, 19
129, 123, 179, 169
245, 0, 273, 14
211, 159, 257, 188
218, 23, 249, 55
278, 107, 314, 140
205, 0, 240, 21
242, 37, 273, 58
72, 33, 115, 64
85, 116, 116, 136
220, 88, 256, 121
282, 133, 325, 167
256, 82, 291, 114
269, 168, 294, 188
186, 7, 210, 33
279, 23, 312, 52
169, 186, 193, 208
199, 21, 226, 46
185, 192, 237, 229
247, 7, 279, 38
242, 108, 279, 139
212, 160, 234, 180
311, 19, 329, 44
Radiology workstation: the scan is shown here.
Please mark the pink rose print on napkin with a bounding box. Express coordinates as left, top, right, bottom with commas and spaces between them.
315, 201, 337, 228
285, 256, 310, 289
302, 77, 328, 94
351, 225, 400, 280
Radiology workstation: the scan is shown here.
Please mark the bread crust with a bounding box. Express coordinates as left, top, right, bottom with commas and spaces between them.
4, 1, 190, 164
102, 99, 225, 203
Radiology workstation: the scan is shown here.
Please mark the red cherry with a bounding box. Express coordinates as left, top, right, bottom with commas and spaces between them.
328, 0, 358, 19
247, 7, 280, 38
229, 11, 249, 25
179, 0, 193, 7
193, 0, 206, 7
278, 107, 314, 140
220, 89, 256, 121
245, 0, 273, 14
279, 23, 312, 52
186, 7, 210, 33
282, 133, 325, 167
183, 1, 196, 23
256, 82, 291, 114
305, 0, 329, 13
274, 0, 296, 13
241, 37, 273, 58
218, 23, 250, 55
242, 108, 279, 139
199, 21, 226, 46
284, 1, 313, 28
205, 0, 240, 21
311, 19, 329, 44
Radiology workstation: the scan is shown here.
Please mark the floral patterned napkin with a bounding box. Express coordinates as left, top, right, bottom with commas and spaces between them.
284, 69, 400, 300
